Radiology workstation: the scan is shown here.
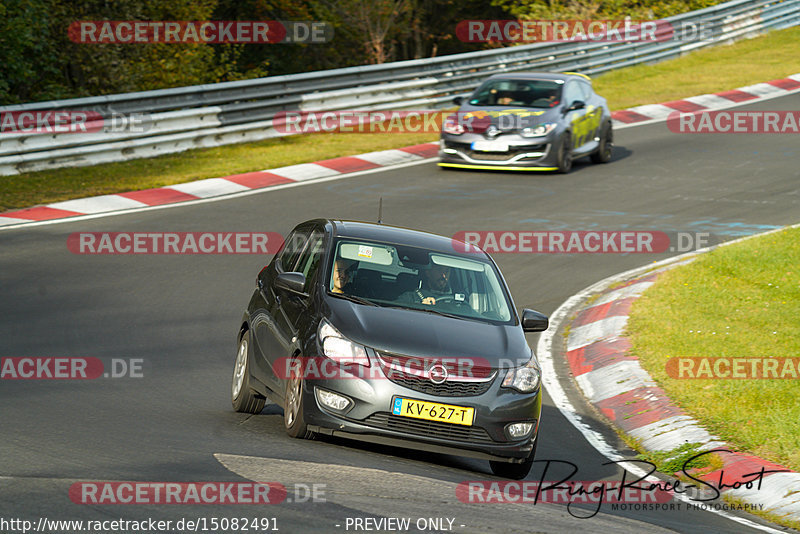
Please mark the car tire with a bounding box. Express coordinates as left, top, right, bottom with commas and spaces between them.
590, 122, 613, 163
489, 440, 537, 480
557, 133, 573, 174
231, 330, 266, 414
284, 355, 315, 440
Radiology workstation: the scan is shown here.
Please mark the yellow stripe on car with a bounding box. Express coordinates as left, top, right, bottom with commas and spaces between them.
438, 163, 558, 171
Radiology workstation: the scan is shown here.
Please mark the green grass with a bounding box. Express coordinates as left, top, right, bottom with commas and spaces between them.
594, 25, 800, 110
635, 443, 719, 476
627, 227, 800, 471
2, 26, 800, 212
0, 132, 437, 211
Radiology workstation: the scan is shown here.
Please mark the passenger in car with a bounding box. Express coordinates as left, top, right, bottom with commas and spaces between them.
331, 258, 356, 294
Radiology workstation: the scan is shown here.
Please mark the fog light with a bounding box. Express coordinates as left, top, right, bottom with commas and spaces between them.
506, 422, 534, 440
315, 387, 352, 411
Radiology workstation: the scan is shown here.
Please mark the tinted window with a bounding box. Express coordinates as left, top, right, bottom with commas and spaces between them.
578, 81, 593, 101
295, 230, 325, 291
469, 79, 562, 108
328, 239, 514, 324
563, 81, 583, 106
278, 227, 310, 272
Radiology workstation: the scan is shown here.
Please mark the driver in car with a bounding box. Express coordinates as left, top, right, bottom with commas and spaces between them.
400, 264, 455, 306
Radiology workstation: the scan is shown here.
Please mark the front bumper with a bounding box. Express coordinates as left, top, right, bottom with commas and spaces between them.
438, 136, 558, 171
300, 359, 542, 463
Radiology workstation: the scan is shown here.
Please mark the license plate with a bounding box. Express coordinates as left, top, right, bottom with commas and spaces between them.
471, 140, 509, 153
391, 397, 475, 426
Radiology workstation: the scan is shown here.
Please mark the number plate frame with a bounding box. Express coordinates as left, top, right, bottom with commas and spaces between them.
471, 140, 509, 153
391, 397, 475, 426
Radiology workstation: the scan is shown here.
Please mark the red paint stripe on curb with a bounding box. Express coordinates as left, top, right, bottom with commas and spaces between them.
573, 298, 636, 326
1, 206, 84, 221
611, 110, 653, 123
662, 100, 706, 112
566, 338, 634, 376
767, 78, 800, 91
716, 90, 758, 103
602, 273, 659, 293
224, 172, 294, 189
315, 157, 381, 173
687, 451, 790, 486
118, 188, 200, 206
595, 387, 683, 431
398, 143, 439, 158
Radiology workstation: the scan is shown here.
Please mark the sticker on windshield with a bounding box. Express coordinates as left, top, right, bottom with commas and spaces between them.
358, 245, 373, 258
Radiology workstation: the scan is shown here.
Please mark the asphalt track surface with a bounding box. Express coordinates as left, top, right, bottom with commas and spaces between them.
1, 94, 799, 534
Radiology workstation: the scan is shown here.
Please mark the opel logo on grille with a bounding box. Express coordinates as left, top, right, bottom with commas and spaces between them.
428, 364, 448, 384
486, 125, 499, 138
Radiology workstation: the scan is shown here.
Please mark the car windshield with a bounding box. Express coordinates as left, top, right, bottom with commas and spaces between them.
327, 239, 514, 323
469, 79, 563, 108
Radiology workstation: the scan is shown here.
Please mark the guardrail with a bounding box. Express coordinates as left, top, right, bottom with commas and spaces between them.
1, 0, 798, 175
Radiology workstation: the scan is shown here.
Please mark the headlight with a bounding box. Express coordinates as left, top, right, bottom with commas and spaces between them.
443, 120, 465, 135
502, 356, 541, 393
520, 123, 556, 138
318, 319, 370, 367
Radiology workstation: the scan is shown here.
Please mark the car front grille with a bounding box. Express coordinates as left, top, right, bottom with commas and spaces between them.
363, 412, 496, 444
387, 376, 494, 396
376, 352, 496, 397
446, 141, 547, 162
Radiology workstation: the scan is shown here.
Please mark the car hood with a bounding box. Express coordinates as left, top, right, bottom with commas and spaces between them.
454, 104, 562, 128
326, 298, 532, 368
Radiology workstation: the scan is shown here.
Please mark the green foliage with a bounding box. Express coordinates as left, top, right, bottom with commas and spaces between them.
1, 0, 505, 103
491, 0, 726, 20
0, 0, 269, 104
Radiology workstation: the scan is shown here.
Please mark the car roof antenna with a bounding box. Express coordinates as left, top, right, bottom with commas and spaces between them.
377, 197, 383, 224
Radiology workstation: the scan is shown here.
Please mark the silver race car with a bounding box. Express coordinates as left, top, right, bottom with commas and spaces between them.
439, 72, 613, 173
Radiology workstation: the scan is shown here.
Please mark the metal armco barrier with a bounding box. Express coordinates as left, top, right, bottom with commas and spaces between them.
1, 0, 798, 175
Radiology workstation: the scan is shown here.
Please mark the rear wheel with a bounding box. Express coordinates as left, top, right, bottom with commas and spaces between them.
590, 122, 613, 163
284, 356, 315, 439
231, 330, 266, 414
556, 133, 573, 174
489, 440, 537, 480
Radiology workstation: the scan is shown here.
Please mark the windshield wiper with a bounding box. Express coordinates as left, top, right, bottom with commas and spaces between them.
331, 293, 379, 306
383, 303, 461, 320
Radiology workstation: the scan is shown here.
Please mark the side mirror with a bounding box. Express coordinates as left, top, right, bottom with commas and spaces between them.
521, 309, 549, 332
565, 100, 585, 112
453, 96, 464, 106
275, 272, 307, 296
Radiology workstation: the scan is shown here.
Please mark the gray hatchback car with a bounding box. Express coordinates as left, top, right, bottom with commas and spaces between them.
439, 72, 613, 173
232, 219, 549, 479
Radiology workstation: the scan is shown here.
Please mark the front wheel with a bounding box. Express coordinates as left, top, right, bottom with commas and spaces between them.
231, 330, 266, 414
284, 356, 315, 440
590, 122, 613, 163
556, 133, 573, 174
